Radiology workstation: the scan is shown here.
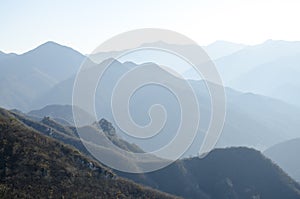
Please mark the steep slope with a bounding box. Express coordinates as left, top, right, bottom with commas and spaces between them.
119, 148, 300, 199
0, 42, 85, 111
0, 107, 177, 198
264, 138, 300, 182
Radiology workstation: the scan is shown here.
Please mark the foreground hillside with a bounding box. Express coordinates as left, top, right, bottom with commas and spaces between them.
0, 108, 176, 198
119, 148, 300, 199
5, 107, 300, 199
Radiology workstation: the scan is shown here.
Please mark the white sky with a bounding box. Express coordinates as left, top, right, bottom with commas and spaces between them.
1, 0, 300, 54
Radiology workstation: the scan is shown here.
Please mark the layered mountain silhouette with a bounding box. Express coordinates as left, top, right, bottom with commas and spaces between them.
215, 40, 300, 106
2, 40, 300, 110
229, 54, 300, 106
29, 58, 300, 153
1, 41, 300, 198
215, 40, 300, 83
264, 138, 300, 183
182, 40, 300, 106
1, 40, 300, 152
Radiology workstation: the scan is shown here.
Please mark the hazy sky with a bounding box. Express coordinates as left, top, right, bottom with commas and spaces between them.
1, 0, 300, 54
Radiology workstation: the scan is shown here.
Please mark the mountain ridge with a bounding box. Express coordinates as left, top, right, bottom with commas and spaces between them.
0, 107, 178, 198
118, 147, 300, 199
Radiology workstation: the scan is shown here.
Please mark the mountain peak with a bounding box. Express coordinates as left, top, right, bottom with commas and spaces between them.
41, 40, 61, 46
21, 41, 83, 58
100, 57, 122, 66
34, 41, 72, 51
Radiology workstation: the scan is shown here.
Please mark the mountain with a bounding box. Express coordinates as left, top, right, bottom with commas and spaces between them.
202, 40, 247, 60
10, 107, 144, 157
0, 107, 176, 198
0, 41, 85, 111
264, 138, 300, 183
88, 40, 246, 66
118, 147, 300, 199
210, 40, 300, 107
181, 40, 300, 106
2, 41, 300, 152
33, 59, 300, 153
229, 54, 300, 106
3, 40, 300, 110
27, 104, 94, 125
215, 40, 300, 85
218, 91, 300, 149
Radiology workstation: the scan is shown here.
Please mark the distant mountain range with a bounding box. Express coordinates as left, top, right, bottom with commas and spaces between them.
88, 40, 246, 63
214, 40, 300, 107
27, 59, 300, 153
202, 40, 247, 59
229, 54, 300, 106
181, 40, 300, 107
1, 39, 300, 109
215, 40, 300, 82
1, 40, 300, 153
1, 107, 300, 199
